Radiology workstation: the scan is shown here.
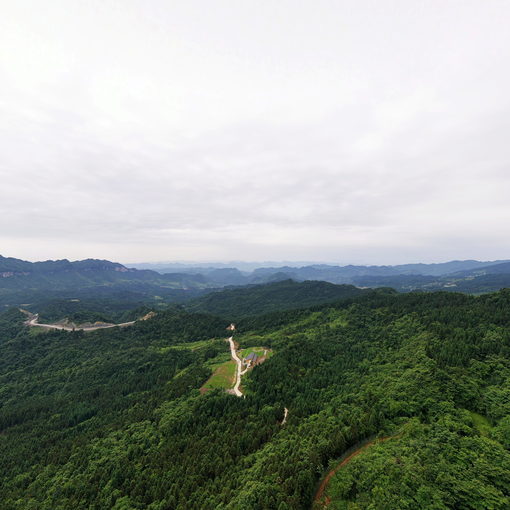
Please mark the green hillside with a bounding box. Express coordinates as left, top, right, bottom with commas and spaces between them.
185, 279, 372, 318
1, 289, 510, 509
0, 255, 218, 309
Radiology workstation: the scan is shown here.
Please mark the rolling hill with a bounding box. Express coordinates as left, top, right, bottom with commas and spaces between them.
0, 255, 216, 308
184, 279, 374, 318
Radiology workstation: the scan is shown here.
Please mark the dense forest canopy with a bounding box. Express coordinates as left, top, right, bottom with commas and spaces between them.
184, 279, 371, 318
3, 280, 380, 326
1, 288, 510, 508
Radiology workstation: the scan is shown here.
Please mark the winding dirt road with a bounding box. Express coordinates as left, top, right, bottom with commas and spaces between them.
23, 312, 136, 332
313, 436, 394, 508
227, 336, 244, 397
226, 326, 282, 415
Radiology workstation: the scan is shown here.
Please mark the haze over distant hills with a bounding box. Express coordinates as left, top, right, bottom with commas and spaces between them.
130, 259, 508, 275
3, 254, 510, 323
3, 255, 510, 305
129, 258, 510, 292
130, 261, 323, 272
0, 255, 214, 308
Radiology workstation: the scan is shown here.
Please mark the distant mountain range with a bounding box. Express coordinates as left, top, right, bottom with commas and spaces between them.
0, 255, 215, 308
130, 260, 321, 272
130, 258, 510, 291
2, 255, 510, 313
130, 259, 508, 276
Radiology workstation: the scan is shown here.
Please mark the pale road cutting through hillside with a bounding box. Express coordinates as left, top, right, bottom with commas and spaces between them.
228, 336, 244, 397
227, 327, 287, 427
22, 311, 136, 332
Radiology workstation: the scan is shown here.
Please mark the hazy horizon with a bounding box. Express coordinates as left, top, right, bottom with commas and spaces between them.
2, 252, 509, 269
2, 1, 509, 263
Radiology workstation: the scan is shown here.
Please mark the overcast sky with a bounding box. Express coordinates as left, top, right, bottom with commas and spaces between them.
1, 1, 509, 265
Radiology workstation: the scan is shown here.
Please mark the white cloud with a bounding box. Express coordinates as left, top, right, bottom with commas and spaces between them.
0, 0, 509, 264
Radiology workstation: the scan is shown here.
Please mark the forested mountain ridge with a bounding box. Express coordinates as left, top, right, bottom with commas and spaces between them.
0, 255, 207, 286
249, 261, 510, 293
137, 258, 510, 294
249, 259, 507, 281
0, 255, 217, 309
351, 271, 510, 294
2, 288, 510, 508
14, 280, 380, 326
184, 279, 376, 318
0, 255, 130, 275
4, 254, 510, 314
451, 260, 510, 276
133, 259, 510, 279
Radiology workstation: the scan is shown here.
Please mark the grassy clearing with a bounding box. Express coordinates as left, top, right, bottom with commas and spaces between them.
238, 309, 348, 349
283, 308, 348, 334
324, 309, 349, 328
469, 411, 492, 437
239, 346, 272, 360
158, 338, 218, 352
28, 326, 48, 337
200, 359, 236, 393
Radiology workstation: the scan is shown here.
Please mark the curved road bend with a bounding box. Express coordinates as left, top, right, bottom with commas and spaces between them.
24, 313, 135, 332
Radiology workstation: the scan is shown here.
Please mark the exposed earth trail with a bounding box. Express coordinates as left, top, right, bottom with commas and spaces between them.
21, 311, 137, 332
313, 436, 394, 508
227, 335, 244, 397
